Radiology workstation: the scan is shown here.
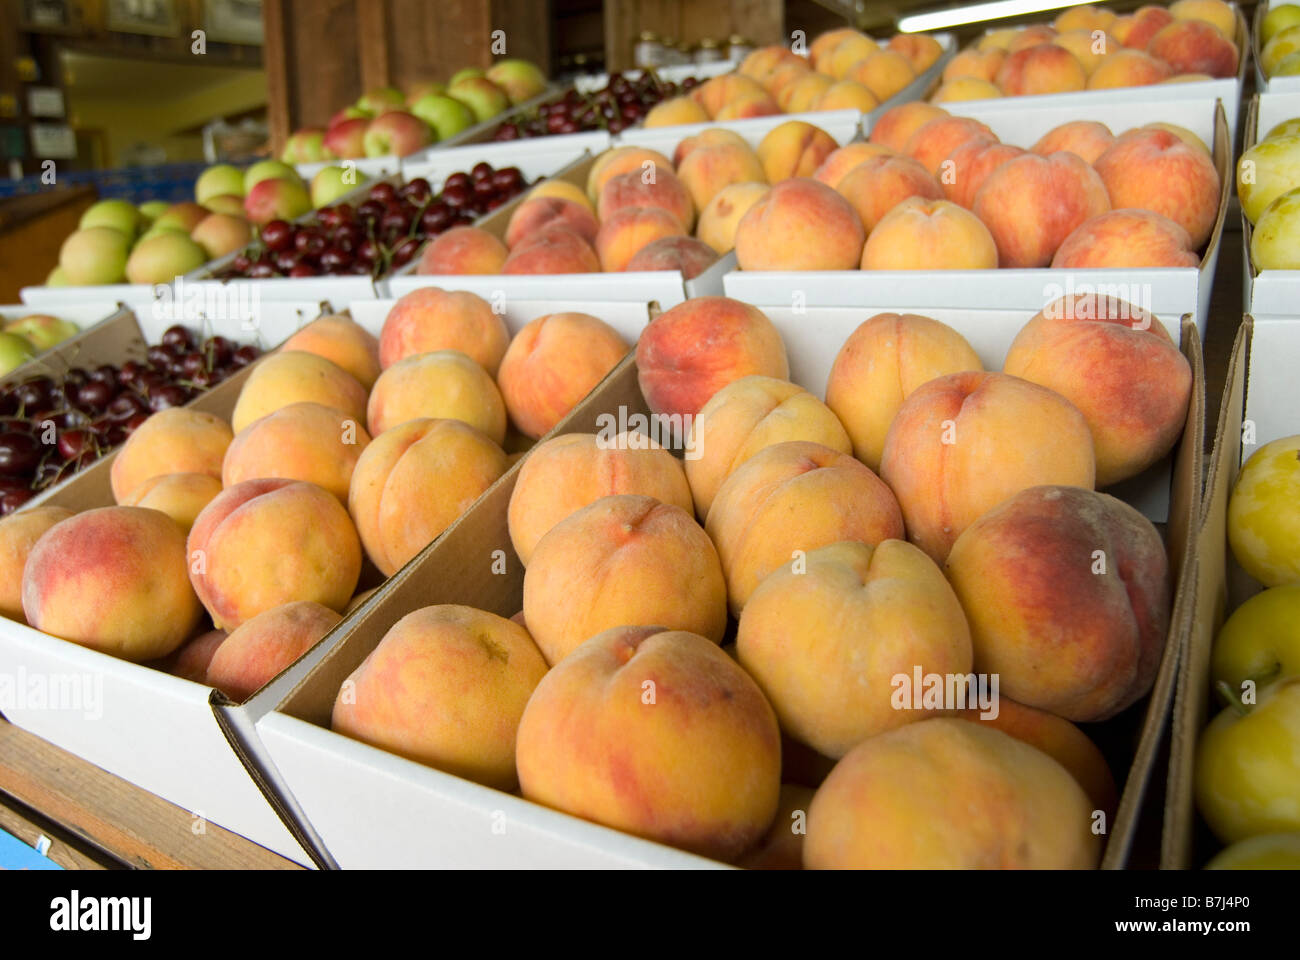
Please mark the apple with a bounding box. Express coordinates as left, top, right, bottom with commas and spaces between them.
362, 110, 433, 158
1253, 187, 1300, 271
448, 67, 485, 86
243, 177, 312, 225
311, 165, 367, 207
1196, 677, 1300, 843
486, 59, 548, 105
281, 127, 334, 165
202, 194, 247, 217
0, 332, 36, 376
58, 227, 129, 285
1263, 26, 1300, 77
244, 160, 301, 194
79, 199, 141, 238
1205, 833, 1300, 869
45, 266, 71, 287
153, 202, 209, 234
409, 94, 475, 141
1264, 5, 1300, 45
1212, 585, 1300, 697
1237, 133, 1300, 224
323, 117, 370, 159
357, 86, 405, 115
139, 223, 187, 243
4, 315, 77, 351
448, 77, 510, 123
191, 213, 253, 259
126, 232, 210, 284
195, 163, 246, 203
138, 200, 170, 225
329, 105, 370, 128
405, 80, 445, 105
1228, 433, 1300, 587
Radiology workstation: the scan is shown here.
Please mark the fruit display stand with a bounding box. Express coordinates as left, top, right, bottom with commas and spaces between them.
1254, 2, 1300, 93
0, 303, 125, 386
18, 277, 165, 315
0, 300, 330, 867
1241, 92, 1300, 317
238, 303, 1204, 870
726, 96, 1231, 343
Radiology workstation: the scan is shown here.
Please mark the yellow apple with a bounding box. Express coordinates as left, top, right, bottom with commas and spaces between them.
1205, 832, 1300, 869
1253, 187, 1300, 270
1228, 434, 1300, 586
1237, 133, 1300, 224
1212, 584, 1300, 694
1264, 5, 1300, 46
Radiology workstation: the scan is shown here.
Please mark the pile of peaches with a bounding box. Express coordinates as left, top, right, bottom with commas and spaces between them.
932, 0, 1240, 103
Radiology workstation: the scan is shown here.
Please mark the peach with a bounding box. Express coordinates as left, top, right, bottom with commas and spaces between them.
497, 312, 629, 438
931, 77, 1003, 102
1170, 0, 1237, 39
625, 235, 719, 278
943, 47, 1006, 83
738, 539, 973, 757
0, 507, 74, 622
940, 140, 1024, 208
972, 151, 1111, 268
675, 140, 765, 213
737, 784, 816, 870
501, 225, 601, 274
812, 142, 896, 188
756, 120, 839, 183
705, 440, 905, 616
1009, 24, 1059, 52
1132, 121, 1211, 156
685, 376, 852, 518
1147, 19, 1239, 78
869, 101, 948, 152
742, 44, 808, 80
119, 472, 222, 533
845, 50, 917, 101
804, 718, 1101, 868
696, 182, 771, 254
516, 624, 781, 861
825, 313, 983, 471
367, 350, 506, 443
188, 478, 361, 630
777, 72, 834, 113
693, 74, 771, 116
230, 351, 368, 435
758, 62, 810, 101
995, 43, 1087, 95
1003, 293, 1192, 486
508, 431, 693, 565
206, 601, 341, 701
735, 178, 865, 270
586, 146, 674, 203
1052, 208, 1200, 269
903, 115, 995, 176
1087, 48, 1173, 87
1121, 5, 1175, 48
415, 226, 509, 275
594, 206, 686, 272
810, 29, 863, 70
110, 408, 234, 503
378, 287, 509, 375
526, 178, 595, 215
643, 95, 709, 127
636, 296, 789, 418
504, 196, 599, 248
888, 32, 945, 73
333, 604, 548, 790
861, 197, 999, 269
825, 33, 881, 78
348, 418, 506, 576
673, 126, 753, 168
836, 154, 943, 233
1055, 4, 1119, 34
170, 628, 226, 683
280, 315, 381, 391
880, 372, 1096, 562
23, 507, 201, 661
978, 28, 1020, 51
522, 496, 728, 664
813, 80, 880, 112
597, 168, 694, 230
223, 402, 370, 502
1093, 128, 1221, 248
1030, 119, 1115, 164
945, 485, 1169, 721
1054, 29, 1120, 74
713, 93, 781, 122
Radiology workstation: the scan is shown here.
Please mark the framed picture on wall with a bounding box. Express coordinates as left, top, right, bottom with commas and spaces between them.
106, 0, 181, 37
204, 0, 265, 46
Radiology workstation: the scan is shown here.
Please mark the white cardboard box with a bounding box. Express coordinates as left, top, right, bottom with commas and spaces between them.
0, 302, 124, 383
618, 107, 866, 156
1242, 91, 1300, 319
1254, 2, 1300, 94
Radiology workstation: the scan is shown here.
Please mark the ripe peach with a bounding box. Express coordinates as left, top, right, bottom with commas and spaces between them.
811, 143, 893, 189
1003, 293, 1192, 486
24, 507, 201, 661
281, 315, 381, 391
367, 349, 506, 443
643, 95, 709, 127
170, 628, 226, 683
1122, 5, 1175, 48
825, 313, 983, 471
1052, 209, 1200, 269
636, 296, 789, 418
940, 140, 1024, 208
713, 93, 781, 121
758, 62, 809, 99
676, 142, 767, 213
206, 601, 341, 701
0, 507, 74, 622
497, 312, 629, 438
348, 418, 506, 576
1009, 25, 1059, 52
813, 80, 880, 112
1055, 3, 1118, 34
756, 121, 840, 183
972, 151, 1111, 268
110, 408, 234, 503
861, 197, 999, 269
526, 178, 595, 214
516, 624, 781, 860
1030, 120, 1115, 166
824, 33, 881, 78
881, 372, 1096, 562
333, 604, 548, 790
735, 178, 866, 271
870, 101, 949, 152
845, 50, 917, 101
1087, 48, 1173, 87
504, 196, 600, 248
945, 485, 1169, 721
598, 168, 695, 231
903, 115, 995, 176
696, 182, 770, 254
119, 472, 222, 533
810, 29, 862, 70
692, 74, 771, 116
738, 539, 973, 757
706, 440, 905, 616
230, 351, 368, 435
379, 287, 509, 375
625, 235, 719, 278
835, 154, 943, 232
1093, 128, 1221, 248
223, 402, 370, 502
1148, 19, 1238, 77
743, 44, 808, 80
978, 28, 1020, 51
587, 146, 674, 203
995, 43, 1087, 94
1053, 29, 1120, 74
508, 431, 692, 566
1132, 121, 1211, 157
501, 225, 601, 274
943, 47, 1006, 83
594, 206, 687, 272
1170, 0, 1236, 39
889, 32, 945, 73
685, 375, 852, 518
672, 127, 749, 168
522, 495, 728, 664
931, 77, 1003, 102
778, 72, 834, 113
416, 225, 509, 275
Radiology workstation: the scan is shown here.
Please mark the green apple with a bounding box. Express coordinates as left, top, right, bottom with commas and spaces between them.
153, 201, 209, 234
1252, 186, 1300, 270
243, 160, 301, 194
448, 67, 485, 86
243, 177, 312, 225
79, 199, 141, 238
405, 80, 445, 105
485, 59, 548, 105
1196, 677, 1300, 844
4, 314, 78, 351
1265, 116, 1300, 141
202, 194, 247, 217
447, 77, 510, 123
1205, 832, 1300, 868
1237, 133, 1300, 223
1228, 434, 1300, 585
58, 227, 129, 285
45, 266, 71, 287
1263, 25, 1300, 76
311, 165, 367, 208
409, 94, 475, 141
138, 200, 170, 225
125, 232, 209, 285
196, 163, 247, 203
1264, 4, 1300, 45
0, 332, 36, 376
356, 86, 405, 115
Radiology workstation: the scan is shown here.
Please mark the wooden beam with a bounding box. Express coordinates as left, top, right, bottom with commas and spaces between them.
262, 0, 292, 158
356, 0, 391, 91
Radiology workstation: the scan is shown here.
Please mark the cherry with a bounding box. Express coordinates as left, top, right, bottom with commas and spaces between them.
289, 263, 317, 278
261, 220, 294, 252
232, 345, 260, 367
58, 429, 91, 461
162, 324, 193, 350
76, 380, 113, 412
107, 393, 148, 422
149, 385, 189, 412
0, 432, 41, 476
492, 167, 524, 193
204, 336, 234, 366
248, 262, 276, 278
421, 203, 453, 234
0, 488, 33, 515
368, 182, 398, 204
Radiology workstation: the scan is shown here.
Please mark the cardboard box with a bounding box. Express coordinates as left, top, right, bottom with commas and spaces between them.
245, 304, 1203, 870
727, 97, 1231, 342
1163, 315, 1299, 867
1241, 92, 1300, 319
617, 107, 865, 156
1253, 2, 1300, 94
0, 302, 126, 387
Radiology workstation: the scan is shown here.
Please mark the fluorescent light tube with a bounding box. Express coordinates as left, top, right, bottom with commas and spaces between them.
899, 0, 1085, 33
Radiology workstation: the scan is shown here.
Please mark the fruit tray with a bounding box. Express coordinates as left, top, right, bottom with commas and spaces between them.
243, 303, 1204, 869
724, 95, 1231, 342
1240, 91, 1300, 319
1254, 2, 1300, 93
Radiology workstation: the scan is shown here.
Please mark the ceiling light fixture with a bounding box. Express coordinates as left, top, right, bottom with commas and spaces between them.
898, 0, 1083, 33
